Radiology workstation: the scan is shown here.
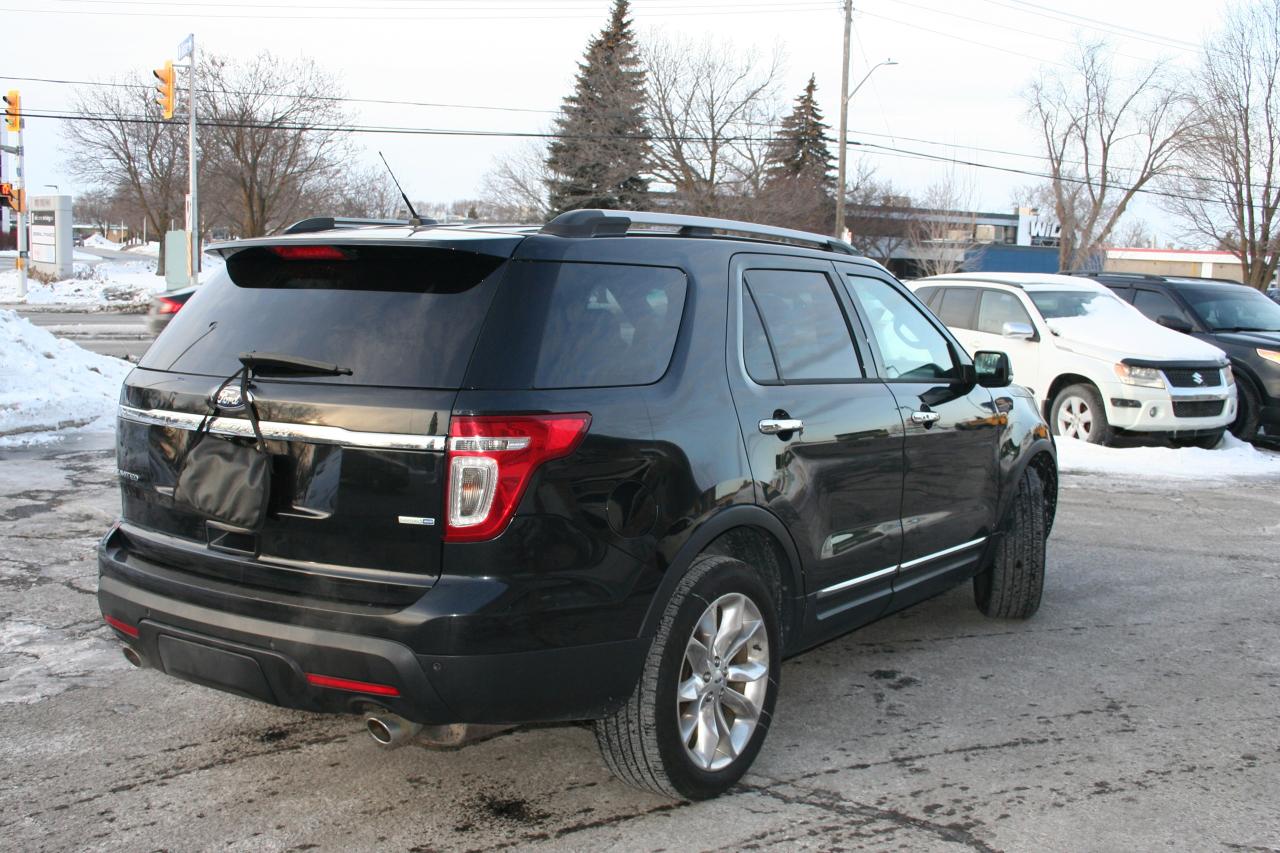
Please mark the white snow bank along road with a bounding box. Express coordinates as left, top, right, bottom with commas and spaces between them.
0, 310, 132, 444
1057, 434, 1280, 481
0, 254, 224, 307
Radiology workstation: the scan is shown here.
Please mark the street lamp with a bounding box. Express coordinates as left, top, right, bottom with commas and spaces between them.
43, 183, 59, 193
834, 54, 898, 240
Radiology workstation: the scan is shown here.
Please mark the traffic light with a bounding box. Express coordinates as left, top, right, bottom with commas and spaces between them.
3, 90, 19, 132
0, 183, 23, 212
153, 61, 176, 120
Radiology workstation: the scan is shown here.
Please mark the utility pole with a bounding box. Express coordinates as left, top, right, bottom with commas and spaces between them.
179, 33, 199, 286
3, 90, 26, 297
834, 0, 853, 241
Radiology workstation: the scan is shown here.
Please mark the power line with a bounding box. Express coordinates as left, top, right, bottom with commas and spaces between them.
18, 107, 1236, 207
854, 8, 1073, 69
3, 2, 840, 21
975, 0, 1201, 53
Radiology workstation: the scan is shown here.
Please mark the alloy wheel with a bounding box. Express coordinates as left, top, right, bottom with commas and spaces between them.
676, 592, 770, 772
1056, 395, 1093, 440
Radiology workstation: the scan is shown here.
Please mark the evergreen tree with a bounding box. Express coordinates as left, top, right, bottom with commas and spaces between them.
544, 0, 651, 215
761, 75, 837, 232
765, 75, 836, 192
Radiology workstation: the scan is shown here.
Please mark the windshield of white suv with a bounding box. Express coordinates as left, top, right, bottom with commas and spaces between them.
1028, 290, 1122, 319
1177, 285, 1280, 332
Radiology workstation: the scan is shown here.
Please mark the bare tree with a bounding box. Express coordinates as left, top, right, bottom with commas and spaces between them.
907, 167, 978, 277
1027, 41, 1193, 270
1111, 217, 1158, 248
642, 34, 782, 216
480, 142, 553, 221
1163, 1, 1280, 290
328, 165, 404, 220
842, 160, 913, 265
62, 79, 187, 272
199, 53, 351, 237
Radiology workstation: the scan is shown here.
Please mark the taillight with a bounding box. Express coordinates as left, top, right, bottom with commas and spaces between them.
445, 413, 591, 542
269, 244, 348, 261
156, 296, 183, 315
305, 673, 400, 697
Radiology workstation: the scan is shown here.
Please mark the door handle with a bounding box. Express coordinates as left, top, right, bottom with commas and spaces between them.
759, 418, 803, 435
910, 410, 941, 425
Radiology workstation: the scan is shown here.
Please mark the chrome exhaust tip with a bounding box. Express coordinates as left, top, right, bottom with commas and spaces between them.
121, 646, 144, 668
364, 712, 423, 749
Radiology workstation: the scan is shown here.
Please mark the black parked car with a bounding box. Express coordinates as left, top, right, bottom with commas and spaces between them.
1066, 271, 1280, 443
99, 210, 1058, 800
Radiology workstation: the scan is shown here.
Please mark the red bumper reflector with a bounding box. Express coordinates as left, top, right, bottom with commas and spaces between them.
305, 673, 400, 697
104, 614, 139, 638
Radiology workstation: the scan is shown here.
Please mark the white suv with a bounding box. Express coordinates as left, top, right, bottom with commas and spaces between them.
913, 273, 1236, 447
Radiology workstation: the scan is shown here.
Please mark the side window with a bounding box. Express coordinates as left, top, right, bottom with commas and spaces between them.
915, 286, 939, 308
1133, 289, 1188, 323
936, 287, 979, 329
743, 269, 864, 382
977, 289, 1034, 334
742, 293, 780, 384
845, 276, 957, 381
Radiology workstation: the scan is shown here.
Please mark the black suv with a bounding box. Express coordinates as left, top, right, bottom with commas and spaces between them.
1066, 271, 1280, 443
98, 210, 1058, 800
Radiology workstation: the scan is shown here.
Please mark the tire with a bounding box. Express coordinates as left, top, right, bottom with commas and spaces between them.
975, 466, 1046, 619
594, 554, 780, 800
1171, 431, 1223, 450
1229, 375, 1262, 444
1051, 383, 1113, 445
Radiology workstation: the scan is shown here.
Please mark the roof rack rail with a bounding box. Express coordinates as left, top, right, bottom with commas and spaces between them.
539, 209, 856, 255
280, 216, 433, 235
1060, 270, 1165, 281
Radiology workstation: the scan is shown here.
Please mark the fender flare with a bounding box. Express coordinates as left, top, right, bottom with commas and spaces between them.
637, 504, 805, 643
1001, 436, 1058, 532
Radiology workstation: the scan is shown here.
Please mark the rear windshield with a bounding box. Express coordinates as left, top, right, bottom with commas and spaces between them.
139, 245, 508, 388
465, 260, 687, 389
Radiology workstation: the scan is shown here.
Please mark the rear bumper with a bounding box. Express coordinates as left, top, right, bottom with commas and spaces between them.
98, 535, 648, 726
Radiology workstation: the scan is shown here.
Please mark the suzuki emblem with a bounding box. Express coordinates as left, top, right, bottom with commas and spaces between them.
1191, 372, 1204, 386
214, 385, 248, 410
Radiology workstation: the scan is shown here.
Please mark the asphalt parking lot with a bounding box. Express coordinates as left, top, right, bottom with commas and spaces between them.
1, 434, 1277, 852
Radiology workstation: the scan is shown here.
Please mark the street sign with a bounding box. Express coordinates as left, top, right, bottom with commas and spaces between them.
178, 34, 194, 60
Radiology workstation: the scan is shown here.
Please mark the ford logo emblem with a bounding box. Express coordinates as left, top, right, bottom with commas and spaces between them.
214, 385, 248, 410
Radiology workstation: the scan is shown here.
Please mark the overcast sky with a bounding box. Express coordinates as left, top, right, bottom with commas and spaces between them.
4, 0, 1232, 241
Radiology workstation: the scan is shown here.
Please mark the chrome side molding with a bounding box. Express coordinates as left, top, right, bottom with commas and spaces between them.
118, 405, 446, 452
817, 536, 988, 598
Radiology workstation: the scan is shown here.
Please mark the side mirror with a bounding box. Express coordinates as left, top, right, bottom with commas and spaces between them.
1156, 314, 1193, 334
974, 351, 1013, 388
1001, 321, 1035, 340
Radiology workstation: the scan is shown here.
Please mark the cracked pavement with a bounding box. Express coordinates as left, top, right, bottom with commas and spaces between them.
1, 435, 1278, 851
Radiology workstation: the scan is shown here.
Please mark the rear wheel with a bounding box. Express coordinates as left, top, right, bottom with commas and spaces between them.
1051, 383, 1113, 445
594, 554, 780, 800
1229, 375, 1262, 443
975, 466, 1046, 619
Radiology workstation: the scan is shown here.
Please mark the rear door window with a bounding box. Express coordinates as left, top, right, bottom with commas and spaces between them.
466, 261, 687, 389
1133, 289, 1191, 324
742, 269, 864, 382
139, 244, 510, 388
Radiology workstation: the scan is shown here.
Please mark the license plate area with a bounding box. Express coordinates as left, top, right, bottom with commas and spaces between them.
157, 634, 276, 704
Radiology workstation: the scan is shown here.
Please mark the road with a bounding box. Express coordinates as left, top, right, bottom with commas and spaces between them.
0, 436, 1277, 852
15, 309, 153, 360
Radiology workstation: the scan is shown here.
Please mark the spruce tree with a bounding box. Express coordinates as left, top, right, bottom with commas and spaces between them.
544, 0, 651, 216
766, 75, 836, 192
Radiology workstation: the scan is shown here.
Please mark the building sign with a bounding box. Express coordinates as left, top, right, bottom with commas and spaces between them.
30, 209, 55, 263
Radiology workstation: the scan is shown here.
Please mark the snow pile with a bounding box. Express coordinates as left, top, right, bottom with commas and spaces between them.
1057, 434, 1280, 482
0, 259, 165, 306
124, 241, 161, 257
83, 233, 123, 250
0, 309, 131, 443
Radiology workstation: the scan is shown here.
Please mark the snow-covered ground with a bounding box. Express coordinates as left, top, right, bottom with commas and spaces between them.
0, 253, 224, 308
0, 310, 132, 444
1057, 433, 1280, 482
83, 233, 123, 250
